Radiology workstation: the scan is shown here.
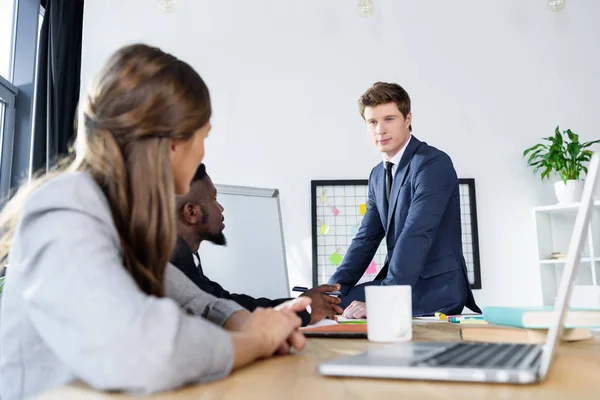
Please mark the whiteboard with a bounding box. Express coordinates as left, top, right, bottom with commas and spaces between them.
199, 184, 291, 299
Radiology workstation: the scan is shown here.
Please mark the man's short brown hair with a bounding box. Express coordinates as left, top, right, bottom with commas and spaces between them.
358, 82, 412, 131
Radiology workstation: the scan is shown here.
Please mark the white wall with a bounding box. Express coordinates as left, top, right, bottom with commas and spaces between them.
81, 0, 600, 308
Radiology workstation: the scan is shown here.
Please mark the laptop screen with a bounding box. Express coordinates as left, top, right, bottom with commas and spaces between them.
539, 153, 600, 378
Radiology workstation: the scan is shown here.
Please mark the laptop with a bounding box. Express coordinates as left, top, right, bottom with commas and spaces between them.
318, 153, 600, 384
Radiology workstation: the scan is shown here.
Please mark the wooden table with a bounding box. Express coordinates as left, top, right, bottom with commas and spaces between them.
35, 324, 600, 399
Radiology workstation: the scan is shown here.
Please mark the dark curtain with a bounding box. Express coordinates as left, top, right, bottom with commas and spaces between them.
32, 0, 84, 172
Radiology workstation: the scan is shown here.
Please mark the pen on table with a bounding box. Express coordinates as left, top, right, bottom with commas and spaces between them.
292, 286, 342, 296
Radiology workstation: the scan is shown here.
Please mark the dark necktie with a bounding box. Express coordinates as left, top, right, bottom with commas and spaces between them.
193, 252, 203, 274
385, 161, 394, 203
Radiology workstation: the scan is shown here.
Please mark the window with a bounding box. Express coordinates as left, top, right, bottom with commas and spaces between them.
0, 0, 41, 205
0, 76, 17, 201
0, 0, 16, 81
0, 0, 18, 202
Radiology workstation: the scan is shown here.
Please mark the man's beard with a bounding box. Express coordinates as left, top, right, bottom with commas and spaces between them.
206, 231, 227, 246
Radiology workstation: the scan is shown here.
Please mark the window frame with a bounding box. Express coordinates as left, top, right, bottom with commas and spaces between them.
0, 76, 18, 201
0, 0, 41, 206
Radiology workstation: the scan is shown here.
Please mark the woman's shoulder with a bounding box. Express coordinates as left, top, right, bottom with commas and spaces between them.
9, 171, 119, 268
23, 171, 111, 220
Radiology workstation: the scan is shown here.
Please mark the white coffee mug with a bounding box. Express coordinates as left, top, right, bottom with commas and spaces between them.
365, 285, 412, 343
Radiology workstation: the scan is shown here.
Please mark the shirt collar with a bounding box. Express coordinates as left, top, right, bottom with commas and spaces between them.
382, 134, 412, 166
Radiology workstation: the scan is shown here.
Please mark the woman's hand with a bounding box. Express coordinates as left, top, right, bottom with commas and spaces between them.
231, 297, 311, 369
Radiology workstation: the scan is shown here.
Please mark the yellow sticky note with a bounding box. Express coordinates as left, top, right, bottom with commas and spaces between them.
319, 223, 330, 235
359, 204, 367, 215
321, 189, 328, 203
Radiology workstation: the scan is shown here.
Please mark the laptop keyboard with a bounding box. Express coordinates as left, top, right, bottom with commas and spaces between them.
417, 343, 542, 369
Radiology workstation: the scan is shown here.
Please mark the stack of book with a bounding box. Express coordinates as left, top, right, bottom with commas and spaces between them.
459, 307, 600, 344
548, 251, 568, 260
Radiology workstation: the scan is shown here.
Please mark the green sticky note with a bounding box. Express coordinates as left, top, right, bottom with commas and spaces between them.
330, 251, 343, 266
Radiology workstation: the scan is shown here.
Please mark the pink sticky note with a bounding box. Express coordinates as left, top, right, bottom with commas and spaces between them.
331, 207, 340, 216
366, 261, 377, 274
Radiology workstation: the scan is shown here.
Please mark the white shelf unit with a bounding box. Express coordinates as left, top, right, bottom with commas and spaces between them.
532, 201, 600, 306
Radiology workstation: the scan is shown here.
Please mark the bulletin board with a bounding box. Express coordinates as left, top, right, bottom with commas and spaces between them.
310, 179, 482, 289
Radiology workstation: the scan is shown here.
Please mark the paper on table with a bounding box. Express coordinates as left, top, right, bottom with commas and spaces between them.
413, 316, 445, 322
305, 318, 338, 328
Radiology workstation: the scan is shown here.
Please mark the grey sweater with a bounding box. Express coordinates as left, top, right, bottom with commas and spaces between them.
0, 172, 245, 400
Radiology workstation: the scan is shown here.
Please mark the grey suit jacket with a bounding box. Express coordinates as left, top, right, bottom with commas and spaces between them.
0, 172, 245, 400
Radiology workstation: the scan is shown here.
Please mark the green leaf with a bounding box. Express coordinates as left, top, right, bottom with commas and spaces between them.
541, 166, 553, 181
581, 139, 600, 148
523, 128, 598, 181
566, 129, 579, 144
567, 142, 581, 161
527, 149, 545, 165
523, 143, 548, 157
554, 129, 563, 147
578, 150, 593, 161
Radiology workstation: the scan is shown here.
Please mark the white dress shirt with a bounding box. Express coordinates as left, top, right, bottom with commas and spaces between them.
382, 134, 412, 182
192, 252, 200, 268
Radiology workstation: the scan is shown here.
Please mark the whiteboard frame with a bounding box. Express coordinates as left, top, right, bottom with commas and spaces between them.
310, 179, 482, 290
214, 184, 291, 297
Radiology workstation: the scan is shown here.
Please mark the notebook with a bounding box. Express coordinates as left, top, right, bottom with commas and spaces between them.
300, 323, 367, 338
459, 324, 592, 344
483, 306, 600, 329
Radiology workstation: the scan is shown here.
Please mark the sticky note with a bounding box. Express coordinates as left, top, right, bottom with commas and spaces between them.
331, 207, 340, 216
319, 223, 330, 235
330, 251, 343, 266
350, 225, 359, 236
359, 204, 367, 215
321, 189, 328, 203
366, 261, 377, 274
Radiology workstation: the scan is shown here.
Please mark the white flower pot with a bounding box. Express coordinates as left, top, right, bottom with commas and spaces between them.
554, 180, 584, 204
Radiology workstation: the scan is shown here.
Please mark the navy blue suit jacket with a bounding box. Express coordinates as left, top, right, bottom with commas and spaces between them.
329, 136, 480, 316
170, 236, 312, 326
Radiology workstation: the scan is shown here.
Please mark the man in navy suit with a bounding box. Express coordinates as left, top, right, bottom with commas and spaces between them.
329, 82, 480, 317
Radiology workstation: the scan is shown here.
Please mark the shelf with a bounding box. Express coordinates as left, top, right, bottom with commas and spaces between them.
532, 200, 600, 215
533, 199, 600, 306
539, 257, 600, 264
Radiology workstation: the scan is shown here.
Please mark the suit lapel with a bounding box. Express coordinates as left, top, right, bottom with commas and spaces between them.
386, 136, 421, 231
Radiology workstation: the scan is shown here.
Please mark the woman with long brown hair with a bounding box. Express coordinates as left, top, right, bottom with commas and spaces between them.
0, 44, 309, 399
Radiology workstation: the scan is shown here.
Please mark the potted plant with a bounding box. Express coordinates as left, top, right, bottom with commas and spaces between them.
523, 126, 600, 204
